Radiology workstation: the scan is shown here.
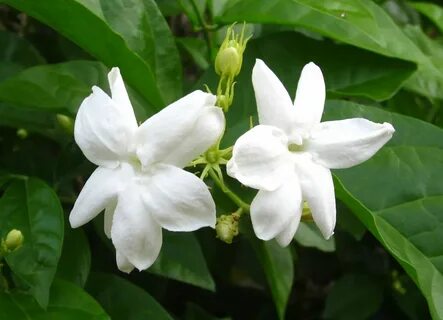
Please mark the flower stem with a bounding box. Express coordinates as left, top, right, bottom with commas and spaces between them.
188, 0, 213, 62
208, 168, 250, 212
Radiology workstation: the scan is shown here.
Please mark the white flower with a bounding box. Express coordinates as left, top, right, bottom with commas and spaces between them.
227, 59, 394, 245
69, 67, 225, 272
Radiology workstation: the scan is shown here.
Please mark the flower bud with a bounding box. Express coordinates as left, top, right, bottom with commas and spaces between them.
215, 23, 250, 78
216, 214, 239, 244
16, 128, 28, 139
4, 229, 24, 252
56, 114, 74, 135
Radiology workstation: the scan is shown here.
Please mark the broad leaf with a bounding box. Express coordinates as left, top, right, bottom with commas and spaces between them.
0, 60, 151, 119
323, 274, 384, 320
0, 178, 64, 308
412, 2, 443, 33
218, 0, 443, 99
1, 0, 182, 107
0, 278, 109, 319
149, 231, 216, 291
87, 273, 173, 320
250, 238, 293, 320
56, 227, 91, 287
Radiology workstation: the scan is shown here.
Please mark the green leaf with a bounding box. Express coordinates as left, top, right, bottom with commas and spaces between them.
294, 222, 336, 252
323, 100, 443, 319
177, 37, 210, 70
2, 0, 182, 107
0, 177, 64, 308
411, 2, 443, 33
0, 31, 45, 81
56, 227, 91, 287
0, 278, 109, 319
323, 274, 384, 320
149, 231, 215, 291
0, 60, 151, 120
86, 273, 173, 320
218, 0, 443, 99
250, 238, 293, 320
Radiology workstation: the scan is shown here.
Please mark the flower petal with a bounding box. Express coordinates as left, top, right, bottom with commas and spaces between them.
293, 62, 325, 130
250, 174, 302, 241
104, 201, 117, 239
116, 251, 135, 273
275, 211, 302, 247
294, 155, 335, 239
111, 185, 162, 271
140, 164, 216, 231
227, 125, 291, 191
252, 59, 295, 133
161, 106, 225, 168
307, 118, 395, 169
108, 67, 138, 128
69, 165, 131, 228
136, 90, 217, 168
74, 86, 137, 167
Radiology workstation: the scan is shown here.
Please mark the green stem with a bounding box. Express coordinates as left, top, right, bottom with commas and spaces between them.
208, 168, 250, 212
188, 0, 213, 62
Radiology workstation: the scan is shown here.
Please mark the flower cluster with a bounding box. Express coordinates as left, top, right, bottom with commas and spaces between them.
70, 60, 394, 272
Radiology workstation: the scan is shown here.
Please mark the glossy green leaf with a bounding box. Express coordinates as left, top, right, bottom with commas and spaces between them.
323, 100, 443, 319
0, 278, 109, 319
411, 2, 443, 33
0, 61, 108, 114
1, 0, 182, 107
0, 60, 151, 119
250, 238, 293, 320
177, 37, 210, 70
86, 273, 173, 320
0, 177, 64, 308
0, 31, 45, 81
56, 227, 91, 287
218, 0, 443, 99
294, 222, 335, 252
323, 274, 384, 320
149, 231, 215, 291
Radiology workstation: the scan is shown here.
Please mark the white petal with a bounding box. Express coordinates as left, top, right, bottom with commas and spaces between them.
250, 174, 302, 241
136, 90, 217, 168
74, 86, 137, 167
108, 67, 138, 128
227, 125, 291, 191
104, 201, 117, 239
140, 164, 216, 231
161, 106, 225, 168
293, 62, 325, 130
294, 156, 335, 239
111, 185, 162, 271
69, 165, 131, 228
252, 59, 295, 133
116, 251, 135, 273
307, 118, 395, 169
275, 211, 302, 247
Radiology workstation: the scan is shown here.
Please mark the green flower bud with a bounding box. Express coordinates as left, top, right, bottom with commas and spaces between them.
5, 229, 24, 252
216, 214, 239, 244
56, 114, 74, 135
215, 23, 250, 78
16, 128, 28, 139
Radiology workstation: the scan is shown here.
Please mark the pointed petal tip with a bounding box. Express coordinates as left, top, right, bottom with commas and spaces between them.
383, 122, 395, 134
68, 213, 82, 229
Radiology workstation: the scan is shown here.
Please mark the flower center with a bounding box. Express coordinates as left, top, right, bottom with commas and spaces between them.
288, 143, 303, 152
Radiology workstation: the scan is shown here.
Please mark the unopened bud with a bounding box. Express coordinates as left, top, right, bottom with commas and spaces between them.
216, 214, 239, 244
16, 128, 28, 139
56, 114, 74, 135
215, 23, 250, 78
5, 229, 24, 252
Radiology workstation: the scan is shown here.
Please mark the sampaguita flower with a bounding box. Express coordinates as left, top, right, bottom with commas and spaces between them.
227, 59, 394, 245
69, 67, 224, 272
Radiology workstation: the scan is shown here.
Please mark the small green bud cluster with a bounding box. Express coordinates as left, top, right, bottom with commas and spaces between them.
214, 23, 251, 112
215, 213, 240, 244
